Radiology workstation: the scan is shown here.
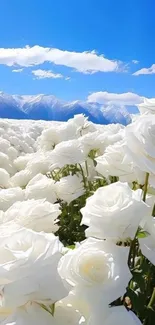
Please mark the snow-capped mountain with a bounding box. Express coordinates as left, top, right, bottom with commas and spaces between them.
0, 92, 27, 119
0, 92, 132, 125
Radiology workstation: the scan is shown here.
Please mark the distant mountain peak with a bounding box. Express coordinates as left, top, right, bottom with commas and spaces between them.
0, 91, 131, 125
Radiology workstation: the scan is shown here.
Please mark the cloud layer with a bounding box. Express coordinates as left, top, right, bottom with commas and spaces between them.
87, 91, 144, 106
12, 68, 23, 73
32, 69, 64, 79
0, 45, 123, 74
133, 64, 155, 76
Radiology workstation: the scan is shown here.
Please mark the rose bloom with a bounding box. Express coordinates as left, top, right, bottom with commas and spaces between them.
88, 306, 142, 325
50, 139, 86, 169
55, 295, 86, 325
0, 152, 16, 176
0, 168, 10, 189
95, 140, 136, 183
38, 121, 78, 150
138, 98, 155, 115
70, 114, 96, 136
55, 174, 85, 204
139, 217, 155, 266
0, 187, 25, 211
78, 131, 101, 156
0, 302, 57, 325
14, 153, 34, 171
3, 198, 60, 233
58, 237, 131, 306
25, 173, 57, 203
81, 182, 149, 241
125, 114, 155, 174
10, 169, 36, 188
95, 127, 125, 154
0, 227, 68, 308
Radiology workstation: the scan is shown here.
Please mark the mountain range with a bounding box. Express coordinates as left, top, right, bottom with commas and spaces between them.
0, 92, 133, 125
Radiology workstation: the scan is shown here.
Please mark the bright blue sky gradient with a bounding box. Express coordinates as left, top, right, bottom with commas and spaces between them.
0, 0, 154, 102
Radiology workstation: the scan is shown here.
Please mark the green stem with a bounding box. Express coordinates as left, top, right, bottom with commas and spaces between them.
79, 164, 87, 189
85, 160, 89, 178
142, 172, 149, 202
147, 288, 155, 309
152, 203, 155, 217
128, 237, 137, 270
85, 160, 92, 191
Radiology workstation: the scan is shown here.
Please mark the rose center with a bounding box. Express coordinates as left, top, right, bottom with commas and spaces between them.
79, 253, 109, 283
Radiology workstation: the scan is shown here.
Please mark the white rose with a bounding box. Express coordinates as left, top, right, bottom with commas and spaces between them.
88, 306, 142, 325
139, 217, 155, 265
0, 228, 68, 308
0, 187, 25, 211
96, 123, 124, 134
50, 139, 86, 169
0, 153, 16, 175
0, 138, 10, 155
4, 199, 60, 233
38, 122, 77, 150
10, 169, 35, 188
7, 146, 18, 160
0, 221, 22, 237
0, 302, 57, 325
25, 173, 57, 203
0, 168, 10, 189
78, 132, 101, 156
81, 182, 149, 241
55, 295, 86, 325
70, 114, 96, 136
96, 128, 125, 154
58, 237, 131, 305
138, 98, 155, 115
0, 210, 5, 223
14, 154, 34, 171
26, 153, 51, 174
95, 141, 136, 183
55, 174, 84, 204
145, 193, 155, 216
125, 115, 155, 174
55, 290, 90, 321
0, 152, 10, 167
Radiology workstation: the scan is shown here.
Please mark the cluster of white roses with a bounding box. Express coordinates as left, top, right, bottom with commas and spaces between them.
0, 101, 155, 324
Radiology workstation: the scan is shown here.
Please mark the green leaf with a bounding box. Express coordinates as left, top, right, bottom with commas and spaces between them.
137, 230, 150, 238
67, 245, 75, 250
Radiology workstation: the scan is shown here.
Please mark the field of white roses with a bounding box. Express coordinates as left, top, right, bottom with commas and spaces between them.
0, 98, 155, 325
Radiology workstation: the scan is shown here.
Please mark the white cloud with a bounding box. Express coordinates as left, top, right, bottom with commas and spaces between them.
32, 69, 64, 79
133, 64, 155, 76
87, 91, 144, 106
132, 60, 139, 64
12, 68, 23, 73
0, 45, 124, 74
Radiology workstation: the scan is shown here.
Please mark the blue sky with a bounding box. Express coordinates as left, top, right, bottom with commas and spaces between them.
0, 0, 155, 108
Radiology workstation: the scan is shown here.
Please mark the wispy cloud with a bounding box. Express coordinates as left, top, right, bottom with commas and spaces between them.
87, 91, 144, 106
12, 68, 24, 73
133, 64, 155, 76
0, 45, 125, 74
32, 69, 64, 79
132, 60, 139, 64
